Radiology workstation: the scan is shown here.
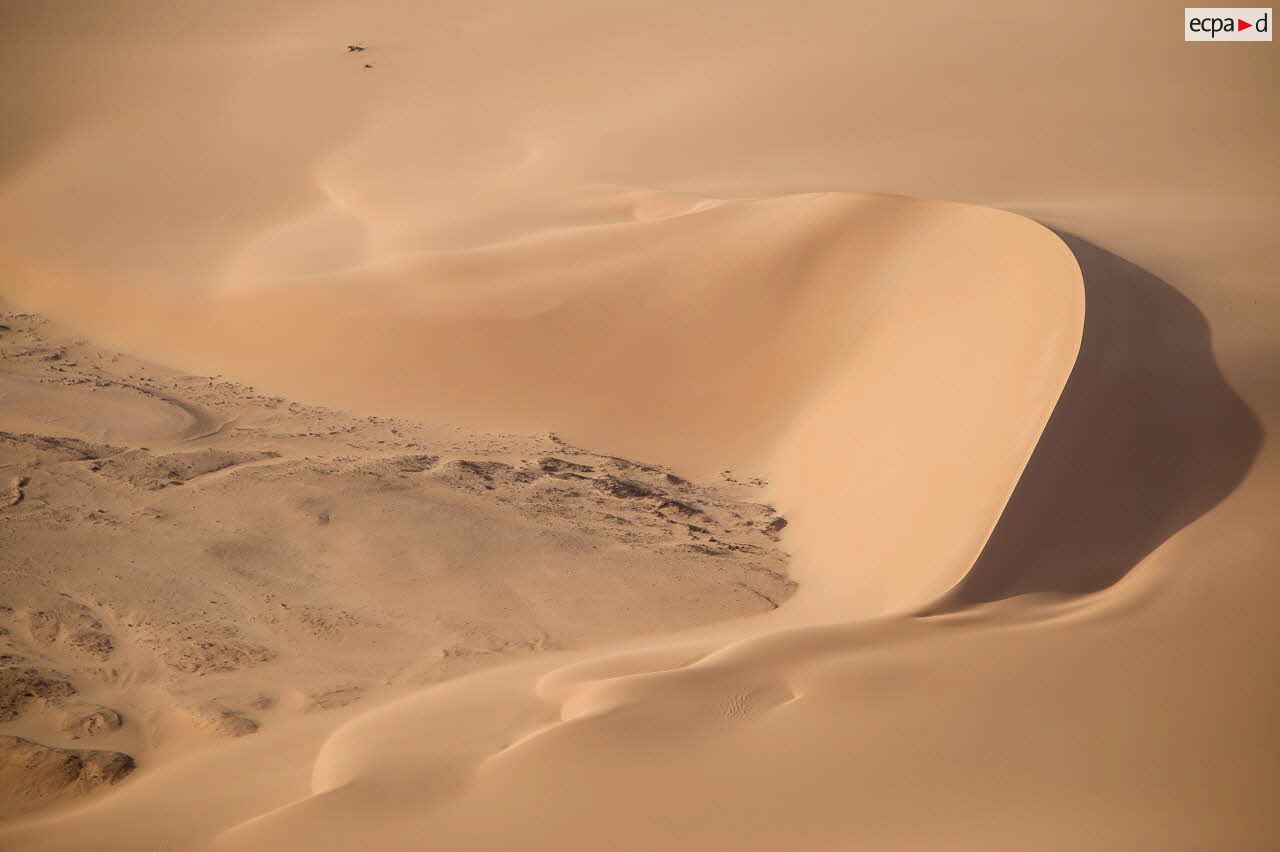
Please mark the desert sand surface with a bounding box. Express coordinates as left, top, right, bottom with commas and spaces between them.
0, 309, 793, 816
0, 1, 1277, 849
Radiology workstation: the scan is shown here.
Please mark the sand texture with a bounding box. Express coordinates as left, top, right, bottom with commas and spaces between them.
0, 1, 1276, 849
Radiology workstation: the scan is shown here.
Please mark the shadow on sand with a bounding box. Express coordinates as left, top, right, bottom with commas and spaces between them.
934, 232, 1263, 608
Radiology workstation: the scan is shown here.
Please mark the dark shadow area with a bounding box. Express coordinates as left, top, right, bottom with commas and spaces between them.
933, 232, 1263, 609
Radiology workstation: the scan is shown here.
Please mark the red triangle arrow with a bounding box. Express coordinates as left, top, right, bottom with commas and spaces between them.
1239, 18, 1253, 30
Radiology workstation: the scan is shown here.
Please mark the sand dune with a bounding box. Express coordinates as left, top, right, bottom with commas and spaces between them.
0, 311, 793, 819
1, 0, 1277, 849
938, 234, 1263, 608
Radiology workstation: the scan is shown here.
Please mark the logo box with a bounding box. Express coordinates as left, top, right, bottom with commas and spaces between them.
1185, 7, 1272, 40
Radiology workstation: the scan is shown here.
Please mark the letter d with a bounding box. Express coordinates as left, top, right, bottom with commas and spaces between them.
1257, 12, 1269, 33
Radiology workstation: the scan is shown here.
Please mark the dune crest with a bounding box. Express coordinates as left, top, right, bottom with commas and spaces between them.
2, 1, 1275, 848
3, 192, 1088, 849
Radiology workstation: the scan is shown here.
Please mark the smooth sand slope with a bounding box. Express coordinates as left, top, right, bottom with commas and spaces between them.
1, 1, 1277, 849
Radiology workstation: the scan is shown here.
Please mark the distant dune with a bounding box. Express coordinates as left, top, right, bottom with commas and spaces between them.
0, 1, 1276, 850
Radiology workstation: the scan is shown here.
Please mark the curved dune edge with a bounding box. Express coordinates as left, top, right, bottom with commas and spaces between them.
1, 191, 1084, 614
0, 193, 1088, 850
2, 1, 1273, 844
214, 195, 1086, 850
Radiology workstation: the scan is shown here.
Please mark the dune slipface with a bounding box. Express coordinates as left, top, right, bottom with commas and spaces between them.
0, 194, 1084, 847
0, 1, 1276, 850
